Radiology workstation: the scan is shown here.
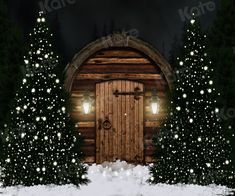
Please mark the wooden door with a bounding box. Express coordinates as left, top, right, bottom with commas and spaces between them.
96, 80, 144, 163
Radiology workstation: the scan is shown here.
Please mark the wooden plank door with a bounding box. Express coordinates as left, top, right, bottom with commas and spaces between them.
96, 80, 144, 163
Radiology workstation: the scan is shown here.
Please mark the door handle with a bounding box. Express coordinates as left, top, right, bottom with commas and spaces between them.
98, 117, 112, 130
102, 117, 112, 130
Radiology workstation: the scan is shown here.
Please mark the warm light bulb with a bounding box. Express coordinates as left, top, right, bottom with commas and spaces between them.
190, 19, 195, 24
83, 102, 90, 114
151, 102, 158, 114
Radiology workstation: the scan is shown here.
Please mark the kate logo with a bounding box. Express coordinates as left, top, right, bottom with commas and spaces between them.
39, 0, 77, 14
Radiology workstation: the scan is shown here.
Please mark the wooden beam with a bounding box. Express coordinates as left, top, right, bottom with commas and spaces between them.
71, 112, 95, 121
78, 128, 95, 139
83, 139, 95, 146
71, 90, 166, 98
145, 108, 167, 115
81, 146, 96, 156
76, 73, 162, 80
144, 91, 166, 97
145, 121, 162, 127
71, 91, 95, 98
78, 65, 159, 74
96, 50, 143, 58
145, 156, 155, 163
85, 57, 151, 65
76, 122, 95, 128
82, 156, 95, 163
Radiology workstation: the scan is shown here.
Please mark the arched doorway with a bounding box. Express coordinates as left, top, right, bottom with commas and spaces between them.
65, 33, 173, 164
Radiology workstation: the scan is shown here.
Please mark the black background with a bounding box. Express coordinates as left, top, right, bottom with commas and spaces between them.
8, 0, 219, 64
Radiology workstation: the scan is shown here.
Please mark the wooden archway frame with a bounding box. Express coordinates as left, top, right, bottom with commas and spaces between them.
64, 33, 174, 91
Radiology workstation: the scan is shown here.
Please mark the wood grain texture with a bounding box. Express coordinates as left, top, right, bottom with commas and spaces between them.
108, 81, 113, 161
96, 83, 100, 163
76, 73, 162, 80
139, 83, 144, 162
78, 128, 96, 139
69, 48, 170, 164
83, 156, 95, 163
96, 80, 144, 163
71, 112, 95, 122
78, 64, 159, 74
95, 50, 143, 58
71, 91, 95, 98
117, 80, 122, 159
112, 80, 118, 161
145, 121, 162, 127
121, 81, 126, 160
134, 82, 139, 162
100, 82, 104, 163
145, 156, 155, 163
130, 82, 135, 162
125, 81, 130, 161
64, 34, 174, 92
81, 146, 95, 156
85, 57, 151, 65
104, 81, 109, 161
76, 122, 95, 128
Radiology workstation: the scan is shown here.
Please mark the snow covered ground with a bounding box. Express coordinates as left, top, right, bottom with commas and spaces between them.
0, 161, 234, 196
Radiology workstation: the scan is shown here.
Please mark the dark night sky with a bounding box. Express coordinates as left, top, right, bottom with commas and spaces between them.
8, 0, 219, 64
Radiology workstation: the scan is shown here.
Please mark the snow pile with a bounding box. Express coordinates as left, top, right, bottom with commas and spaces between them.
0, 160, 233, 196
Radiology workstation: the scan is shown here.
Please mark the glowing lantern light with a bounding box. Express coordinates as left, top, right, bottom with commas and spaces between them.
151, 89, 159, 114
82, 92, 92, 114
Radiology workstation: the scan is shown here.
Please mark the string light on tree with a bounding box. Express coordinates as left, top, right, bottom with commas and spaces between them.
6, 158, 10, 163
206, 163, 211, 168
204, 66, 208, 71
23, 79, 27, 84
24, 60, 29, 64
1, 12, 88, 187
190, 19, 195, 24
149, 16, 234, 187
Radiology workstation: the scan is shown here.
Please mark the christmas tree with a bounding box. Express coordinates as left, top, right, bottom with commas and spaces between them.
149, 17, 235, 187
0, 12, 88, 186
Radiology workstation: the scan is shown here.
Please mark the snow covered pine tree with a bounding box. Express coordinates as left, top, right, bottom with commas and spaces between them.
0, 12, 88, 186
149, 17, 235, 187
